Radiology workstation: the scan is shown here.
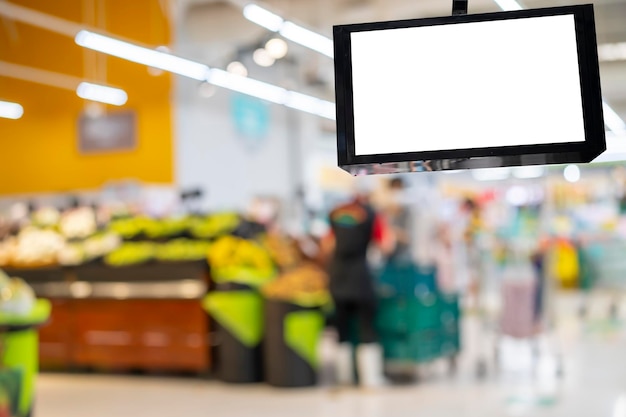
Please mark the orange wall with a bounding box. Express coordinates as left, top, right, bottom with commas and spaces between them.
0, 0, 173, 194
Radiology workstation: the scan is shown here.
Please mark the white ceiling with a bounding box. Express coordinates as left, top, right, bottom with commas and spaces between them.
176, 0, 626, 124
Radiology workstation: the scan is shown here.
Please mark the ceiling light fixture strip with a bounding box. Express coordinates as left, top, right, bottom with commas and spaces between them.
242, 4, 333, 58
0, 100, 24, 120
76, 30, 335, 119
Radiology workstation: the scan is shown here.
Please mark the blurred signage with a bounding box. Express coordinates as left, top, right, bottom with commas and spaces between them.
231, 94, 269, 147
79, 112, 137, 153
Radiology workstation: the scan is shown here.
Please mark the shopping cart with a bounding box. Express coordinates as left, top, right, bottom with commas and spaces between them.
376, 261, 461, 378
478, 254, 564, 379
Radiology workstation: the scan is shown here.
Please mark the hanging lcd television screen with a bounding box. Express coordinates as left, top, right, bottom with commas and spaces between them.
333, 4, 605, 174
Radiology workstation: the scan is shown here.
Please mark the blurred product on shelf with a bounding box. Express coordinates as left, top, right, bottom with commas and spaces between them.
142, 217, 189, 239
189, 212, 240, 239
155, 238, 211, 262
0, 275, 35, 316
260, 232, 302, 271
0, 228, 64, 268
104, 242, 156, 267
57, 243, 85, 266
261, 263, 329, 307
207, 235, 276, 286
0, 203, 249, 269
547, 238, 580, 289
108, 215, 195, 240
59, 207, 97, 239
31, 207, 61, 228
83, 232, 122, 260
108, 216, 150, 240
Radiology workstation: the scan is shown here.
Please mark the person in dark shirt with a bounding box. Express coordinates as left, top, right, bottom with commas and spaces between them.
322, 186, 393, 387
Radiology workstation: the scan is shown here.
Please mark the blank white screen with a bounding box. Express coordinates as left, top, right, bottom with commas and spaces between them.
350, 14, 585, 156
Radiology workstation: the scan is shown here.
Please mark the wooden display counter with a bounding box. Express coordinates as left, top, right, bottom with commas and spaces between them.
7, 262, 211, 373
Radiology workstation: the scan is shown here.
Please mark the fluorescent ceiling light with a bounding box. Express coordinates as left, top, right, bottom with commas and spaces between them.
285, 91, 336, 119
208, 69, 336, 118
208, 69, 287, 104
603, 101, 626, 134
242, 4, 284, 32
75, 30, 209, 81
242, 4, 333, 58
598, 42, 626, 62
0, 100, 24, 119
76, 29, 334, 119
279, 22, 334, 58
76, 82, 128, 106
493, 0, 523, 11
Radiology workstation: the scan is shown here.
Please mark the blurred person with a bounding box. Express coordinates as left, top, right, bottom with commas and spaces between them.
321, 178, 394, 388
460, 197, 483, 310
385, 177, 412, 262
434, 223, 456, 293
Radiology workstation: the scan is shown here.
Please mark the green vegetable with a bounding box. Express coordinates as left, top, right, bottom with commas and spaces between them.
189, 213, 239, 239
143, 217, 189, 239
211, 266, 276, 287
108, 217, 150, 239
104, 242, 155, 266
155, 239, 211, 261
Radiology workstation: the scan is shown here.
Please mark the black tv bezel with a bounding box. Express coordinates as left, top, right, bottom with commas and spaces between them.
333, 4, 606, 173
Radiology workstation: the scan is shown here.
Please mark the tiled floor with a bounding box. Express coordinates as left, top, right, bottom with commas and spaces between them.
36, 293, 626, 417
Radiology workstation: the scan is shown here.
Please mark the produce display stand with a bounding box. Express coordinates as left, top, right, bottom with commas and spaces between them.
0, 299, 51, 417
6, 262, 210, 374
75, 260, 207, 282
263, 300, 324, 387
203, 289, 264, 383
376, 262, 461, 375
0, 267, 65, 285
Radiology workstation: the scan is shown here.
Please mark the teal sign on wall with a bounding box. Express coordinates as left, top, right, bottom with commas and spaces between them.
231, 94, 270, 148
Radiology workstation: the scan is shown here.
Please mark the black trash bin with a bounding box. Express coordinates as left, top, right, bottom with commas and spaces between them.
264, 300, 323, 387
